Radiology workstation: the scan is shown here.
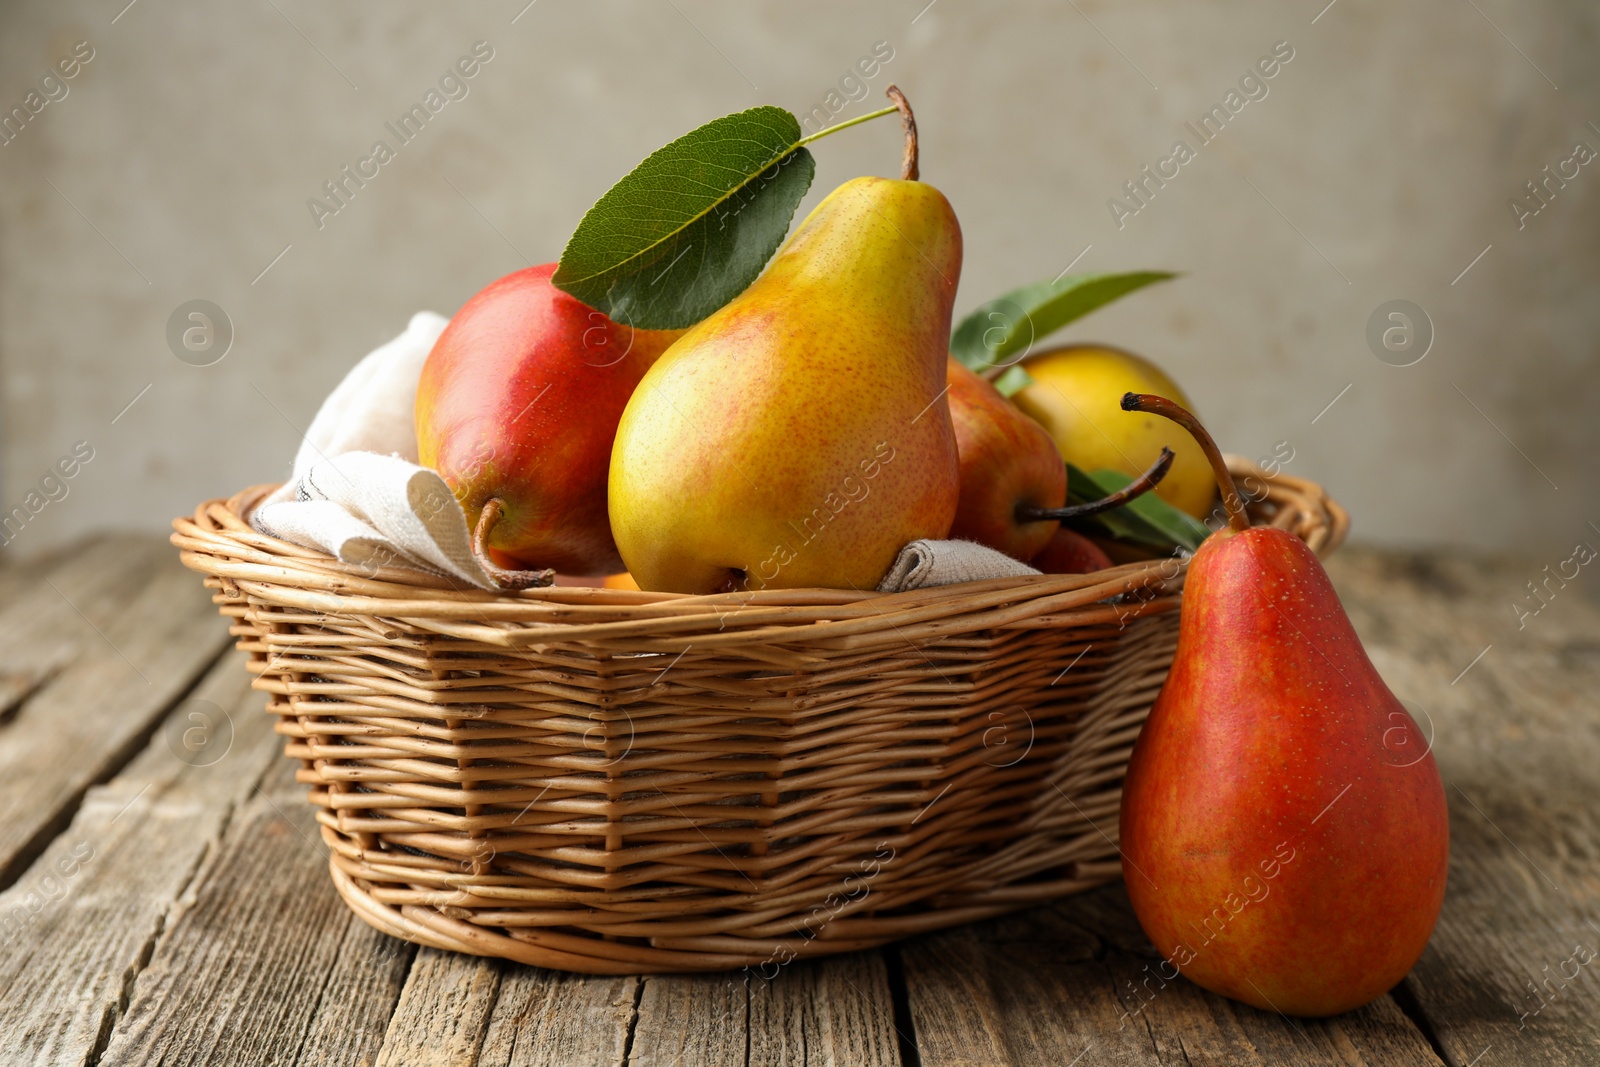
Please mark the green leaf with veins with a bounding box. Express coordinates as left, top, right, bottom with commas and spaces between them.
552, 106, 817, 330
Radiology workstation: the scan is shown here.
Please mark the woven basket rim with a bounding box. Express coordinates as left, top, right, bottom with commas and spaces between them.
171, 454, 1346, 650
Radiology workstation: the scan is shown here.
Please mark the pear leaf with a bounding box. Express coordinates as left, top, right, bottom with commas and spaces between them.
950, 271, 1177, 375
991, 365, 1036, 397
1064, 464, 1212, 552
1063, 465, 1157, 547
552, 106, 816, 330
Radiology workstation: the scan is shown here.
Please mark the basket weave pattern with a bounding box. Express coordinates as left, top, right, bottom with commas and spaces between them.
173, 458, 1344, 974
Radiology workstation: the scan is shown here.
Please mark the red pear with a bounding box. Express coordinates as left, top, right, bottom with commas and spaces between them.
416, 264, 682, 581
946, 357, 1067, 561
945, 359, 1174, 563
1117, 393, 1448, 1017
1030, 527, 1112, 573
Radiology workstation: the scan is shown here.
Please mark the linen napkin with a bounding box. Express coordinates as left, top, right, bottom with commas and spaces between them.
252, 452, 513, 590
876, 540, 1041, 592
259, 310, 447, 508
248, 311, 534, 590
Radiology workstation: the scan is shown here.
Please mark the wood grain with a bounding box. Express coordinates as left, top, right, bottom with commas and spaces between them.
745, 953, 902, 1067
294, 923, 417, 1067
620, 954, 900, 1067
374, 950, 503, 1067
1331, 550, 1600, 1066
898, 895, 1153, 1066
96, 756, 411, 1067
371, 940, 901, 1066
0, 652, 275, 1064
628, 971, 750, 1067
477, 967, 639, 1067
899, 881, 1446, 1066
0, 536, 233, 889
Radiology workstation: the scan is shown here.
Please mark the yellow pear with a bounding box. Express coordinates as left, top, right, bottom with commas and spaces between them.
1013, 344, 1216, 518
610, 122, 961, 594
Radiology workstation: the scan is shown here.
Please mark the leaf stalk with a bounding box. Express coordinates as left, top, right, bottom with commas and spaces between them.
793, 104, 899, 149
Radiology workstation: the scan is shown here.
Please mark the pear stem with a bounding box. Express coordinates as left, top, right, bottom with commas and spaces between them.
1120, 393, 1250, 533
471, 499, 557, 590
884, 85, 919, 180
1016, 447, 1174, 524
793, 105, 899, 149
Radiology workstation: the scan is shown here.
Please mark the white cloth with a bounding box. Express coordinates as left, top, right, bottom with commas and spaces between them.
260, 310, 447, 508
253, 452, 507, 590
248, 312, 520, 591
877, 539, 1041, 592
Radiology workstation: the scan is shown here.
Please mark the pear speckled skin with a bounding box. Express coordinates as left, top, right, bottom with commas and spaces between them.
417, 264, 682, 575
1120, 526, 1449, 1017
945, 357, 1066, 562
609, 176, 962, 594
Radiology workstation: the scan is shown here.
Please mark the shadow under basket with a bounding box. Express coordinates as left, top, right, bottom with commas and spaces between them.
172, 457, 1346, 975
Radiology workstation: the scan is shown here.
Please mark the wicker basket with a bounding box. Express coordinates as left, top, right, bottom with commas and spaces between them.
172, 457, 1344, 975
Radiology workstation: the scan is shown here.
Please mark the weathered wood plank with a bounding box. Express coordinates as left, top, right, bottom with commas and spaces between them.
373, 950, 503, 1067
628, 971, 749, 1067
95, 756, 410, 1067
476, 967, 639, 1067
0, 652, 278, 1065
294, 922, 417, 1067
0, 536, 148, 732
1329, 550, 1600, 1066
900, 881, 1445, 1066
1106, 948, 1444, 1067
621, 955, 900, 1067
897, 895, 1155, 1066
745, 953, 902, 1067
0, 536, 233, 887
377, 942, 901, 1066
0, 537, 174, 712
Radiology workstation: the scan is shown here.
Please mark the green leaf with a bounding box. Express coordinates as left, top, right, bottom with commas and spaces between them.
1064, 464, 1212, 553
552, 106, 816, 330
991, 365, 1035, 397
950, 271, 1177, 374
1095, 469, 1214, 551
1064, 465, 1155, 547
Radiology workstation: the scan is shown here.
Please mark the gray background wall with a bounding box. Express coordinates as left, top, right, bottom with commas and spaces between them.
1, 0, 1596, 560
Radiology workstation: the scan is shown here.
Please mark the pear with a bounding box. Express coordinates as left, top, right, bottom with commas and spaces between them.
1029, 527, 1111, 573
944, 357, 1174, 566
609, 94, 961, 594
945, 357, 1170, 564
1014, 345, 1216, 519
1117, 394, 1448, 1017
945, 357, 1067, 562
417, 264, 682, 583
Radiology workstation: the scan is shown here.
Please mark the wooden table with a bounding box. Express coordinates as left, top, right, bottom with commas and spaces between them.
1, 536, 1596, 1066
